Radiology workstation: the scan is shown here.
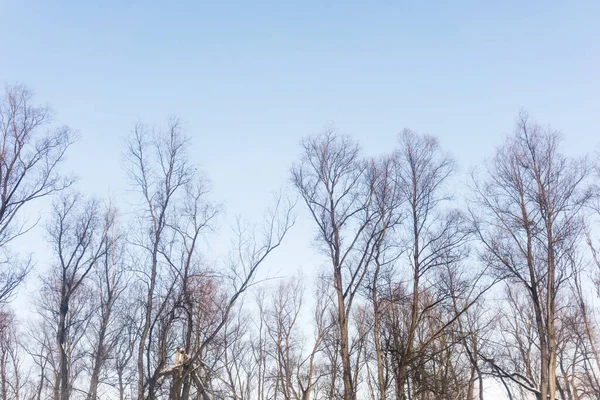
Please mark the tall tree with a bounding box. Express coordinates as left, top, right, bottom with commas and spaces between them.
388, 129, 469, 399
126, 118, 194, 400
292, 129, 380, 400
85, 204, 127, 400
472, 113, 592, 399
0, 84, 74, 302
38, 193, 113, 400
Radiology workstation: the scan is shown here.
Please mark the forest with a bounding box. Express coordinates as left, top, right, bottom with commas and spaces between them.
1, 83, 599, 400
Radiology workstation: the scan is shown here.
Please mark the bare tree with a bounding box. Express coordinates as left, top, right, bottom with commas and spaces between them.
169, 178, 220, 400
472, 112, 593, 400
160, 193, 294, 400
296, 274, 333, 400
292, 128, 379, 400
126, 118, 194, 400
112, 295, 142, 400
385, 129, 471, 399
258, 277, 305, 400
0, 309, 27, 400
39, 193, 112, 400
24, 314, 56, 400
127, 117, 294, 400
0, 84, 75, 302
365, 155, 404, 400
85, 204, 128, 400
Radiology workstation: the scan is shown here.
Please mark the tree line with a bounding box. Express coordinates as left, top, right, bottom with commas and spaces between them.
0, 83, 599, 400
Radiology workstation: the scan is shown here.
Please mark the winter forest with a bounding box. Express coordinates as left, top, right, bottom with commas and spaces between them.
1, 82, 600, 400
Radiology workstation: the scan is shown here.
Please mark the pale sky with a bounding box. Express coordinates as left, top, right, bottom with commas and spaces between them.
1, 2, 599, 397
1, 2, 598, 207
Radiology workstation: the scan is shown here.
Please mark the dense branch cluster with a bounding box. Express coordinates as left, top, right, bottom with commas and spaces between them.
0, 84, 599, 400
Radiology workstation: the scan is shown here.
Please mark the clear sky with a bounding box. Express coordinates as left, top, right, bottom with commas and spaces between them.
1, 1, 599, 206
1, 1, 599, 397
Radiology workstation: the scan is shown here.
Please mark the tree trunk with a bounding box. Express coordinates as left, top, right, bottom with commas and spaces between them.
372, 275, 386, 400
87, 311, 110, 400
335, 270, 354, 400
138, 249, 158, 400
56, 298, 70, 400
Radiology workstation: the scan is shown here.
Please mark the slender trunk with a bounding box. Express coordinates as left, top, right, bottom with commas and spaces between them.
371, 217, 389, 400
372, 266, 386, 400
138, 246, 159, 400
137, 281, 153, 400
398, 201, 420, 398
466, 368, 475, 400
36, 363, 45, 400
1, 350, 7, 400
180, 301, 193, 399
87, 310, 110, 400
302, 339, 319, 400
330, 189, 354, 400
180, 234, 197, 400
532, 291, 548, 400
146, 320, 170, 400
390, 308, 403, 400
520, 190, 548, 400
546, 222, 557, 400
12, 352, 20, 400
327, 343, 339, 400
118, 372, 125, 400
336, 270, 354, 400
56, 297, 70, 400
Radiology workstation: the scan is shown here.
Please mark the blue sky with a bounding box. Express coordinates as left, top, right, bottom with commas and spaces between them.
2, 2, 599, 205
1, 0, 599, 299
